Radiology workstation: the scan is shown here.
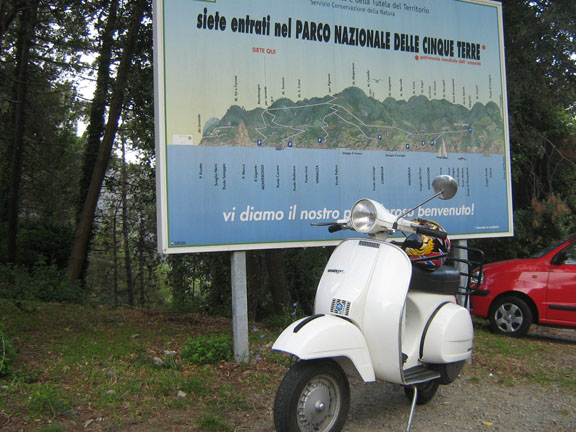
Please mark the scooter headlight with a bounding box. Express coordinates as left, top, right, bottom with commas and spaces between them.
351, 199, 378, 233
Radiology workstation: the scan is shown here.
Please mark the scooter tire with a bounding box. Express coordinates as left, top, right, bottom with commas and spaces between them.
274, 359, 350, 432
404, 379, 439, 405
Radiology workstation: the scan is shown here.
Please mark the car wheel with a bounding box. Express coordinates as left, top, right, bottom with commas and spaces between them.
489, 296, 533, 337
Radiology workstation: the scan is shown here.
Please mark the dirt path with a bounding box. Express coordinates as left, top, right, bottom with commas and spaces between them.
252, 326, 576, 432
349, 327, 576, 432
348, 327, 576, 432
344, 375, 574, 431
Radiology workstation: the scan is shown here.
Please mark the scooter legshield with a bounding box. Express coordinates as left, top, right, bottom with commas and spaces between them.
272, 314, 375, 382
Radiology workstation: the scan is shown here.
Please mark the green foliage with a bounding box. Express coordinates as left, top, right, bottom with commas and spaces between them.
180, 333, 233, 365
0, 0, 574, 322
472, 193, 576, 263
40, 426, 67, 432
0, 220, 74, 269
0, 323, 17, 377
0, 264, 83, 303
196, 415, 231, 431
261, 302, 302, 330
179, 376, 210, 396
167, 253, 232, 315
218, 383, 250, 409
10, 367, 42, 384
208, 89, 503, 153
27, 383, 70, 418
261, 313, 296, 330
286, 248, 330, 314
496, 0, 576, 265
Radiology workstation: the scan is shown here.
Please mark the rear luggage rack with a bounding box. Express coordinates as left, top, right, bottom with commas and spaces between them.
446, 245, 485, 308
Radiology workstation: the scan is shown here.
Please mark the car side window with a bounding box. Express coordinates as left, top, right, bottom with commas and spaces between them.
560, 244, 576, 265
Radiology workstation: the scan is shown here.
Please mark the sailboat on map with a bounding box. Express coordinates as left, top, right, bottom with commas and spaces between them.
436, 137, 448, 159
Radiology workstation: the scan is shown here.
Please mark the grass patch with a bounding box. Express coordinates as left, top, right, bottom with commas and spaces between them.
0, 302, 573, 431
40, 425, 67, 432
27, 383, 70, 418
0, 303, 286, 430
471, 327, 576, 389
197, 415, 232, 431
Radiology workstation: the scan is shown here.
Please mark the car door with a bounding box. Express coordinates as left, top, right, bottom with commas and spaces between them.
546, 242, 576, 325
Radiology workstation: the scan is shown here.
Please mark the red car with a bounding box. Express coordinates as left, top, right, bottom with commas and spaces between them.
470, 235, 576, 336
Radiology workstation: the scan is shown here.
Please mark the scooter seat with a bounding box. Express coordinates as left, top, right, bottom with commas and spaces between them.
408, 264, 460, 295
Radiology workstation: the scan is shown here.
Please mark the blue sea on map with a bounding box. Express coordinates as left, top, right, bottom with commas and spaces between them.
166, 146, 509, 248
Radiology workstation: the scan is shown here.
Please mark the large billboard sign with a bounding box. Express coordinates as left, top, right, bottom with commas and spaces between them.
154, 0, 512, 253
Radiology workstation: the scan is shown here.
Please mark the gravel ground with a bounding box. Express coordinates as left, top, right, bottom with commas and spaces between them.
343, 326, 576, 432
344, 376, 574, 432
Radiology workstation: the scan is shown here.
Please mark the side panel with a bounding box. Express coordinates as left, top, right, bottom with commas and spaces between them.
272, 315, 376, 382
421, 303, 474, 363
402, 291, 456, 369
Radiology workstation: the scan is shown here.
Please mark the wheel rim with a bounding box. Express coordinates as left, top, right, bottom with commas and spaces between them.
296, 374, 342, 432
494, 302, 523, 333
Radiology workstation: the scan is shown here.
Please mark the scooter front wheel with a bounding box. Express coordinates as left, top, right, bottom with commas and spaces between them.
274, 359, 350, 432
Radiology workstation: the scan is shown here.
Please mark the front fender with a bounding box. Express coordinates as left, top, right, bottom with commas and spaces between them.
272, 315, 375, 382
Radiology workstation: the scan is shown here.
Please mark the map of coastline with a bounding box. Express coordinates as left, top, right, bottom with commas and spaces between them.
199, 87, 504, 155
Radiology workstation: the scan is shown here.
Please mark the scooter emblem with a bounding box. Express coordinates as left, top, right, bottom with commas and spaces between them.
330, 298, 351, 316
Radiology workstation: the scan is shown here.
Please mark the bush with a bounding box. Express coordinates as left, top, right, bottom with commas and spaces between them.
0, 220, 74, 269
180, 333, 233, 365
0, 323, 17, 377
0, 264, 83, 304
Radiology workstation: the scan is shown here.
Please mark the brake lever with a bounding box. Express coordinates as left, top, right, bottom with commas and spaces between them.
311, 220, 350, 232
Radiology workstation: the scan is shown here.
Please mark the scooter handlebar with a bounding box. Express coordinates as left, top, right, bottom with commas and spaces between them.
328, 224, 344, 233
415, 225, 448, 240
311, 219, 350, 233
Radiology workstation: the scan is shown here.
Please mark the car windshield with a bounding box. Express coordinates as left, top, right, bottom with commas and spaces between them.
529, 235, 576, 258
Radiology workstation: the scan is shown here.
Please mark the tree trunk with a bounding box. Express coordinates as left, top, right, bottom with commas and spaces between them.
112, 205, 119, 308
0, 0, 20, 57
76, 0, 118, 219
6, 0, 38, 263
67, 0, 147, 282
169, 255, 187, 309
121, 139, 134, 306
265, 249, 291, 310
138, 221, 146, 306
69, 0, 117, 283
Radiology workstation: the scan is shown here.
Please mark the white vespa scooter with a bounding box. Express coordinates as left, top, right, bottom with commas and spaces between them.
272, 175, 481, 432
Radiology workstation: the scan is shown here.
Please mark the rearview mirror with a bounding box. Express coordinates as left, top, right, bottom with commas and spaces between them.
432, 175, 458, 200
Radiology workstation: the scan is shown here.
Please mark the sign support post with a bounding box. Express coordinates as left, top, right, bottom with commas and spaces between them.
231, 251, 249, 362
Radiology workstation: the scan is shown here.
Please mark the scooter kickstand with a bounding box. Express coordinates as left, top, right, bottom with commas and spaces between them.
405, 386, 418, 432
